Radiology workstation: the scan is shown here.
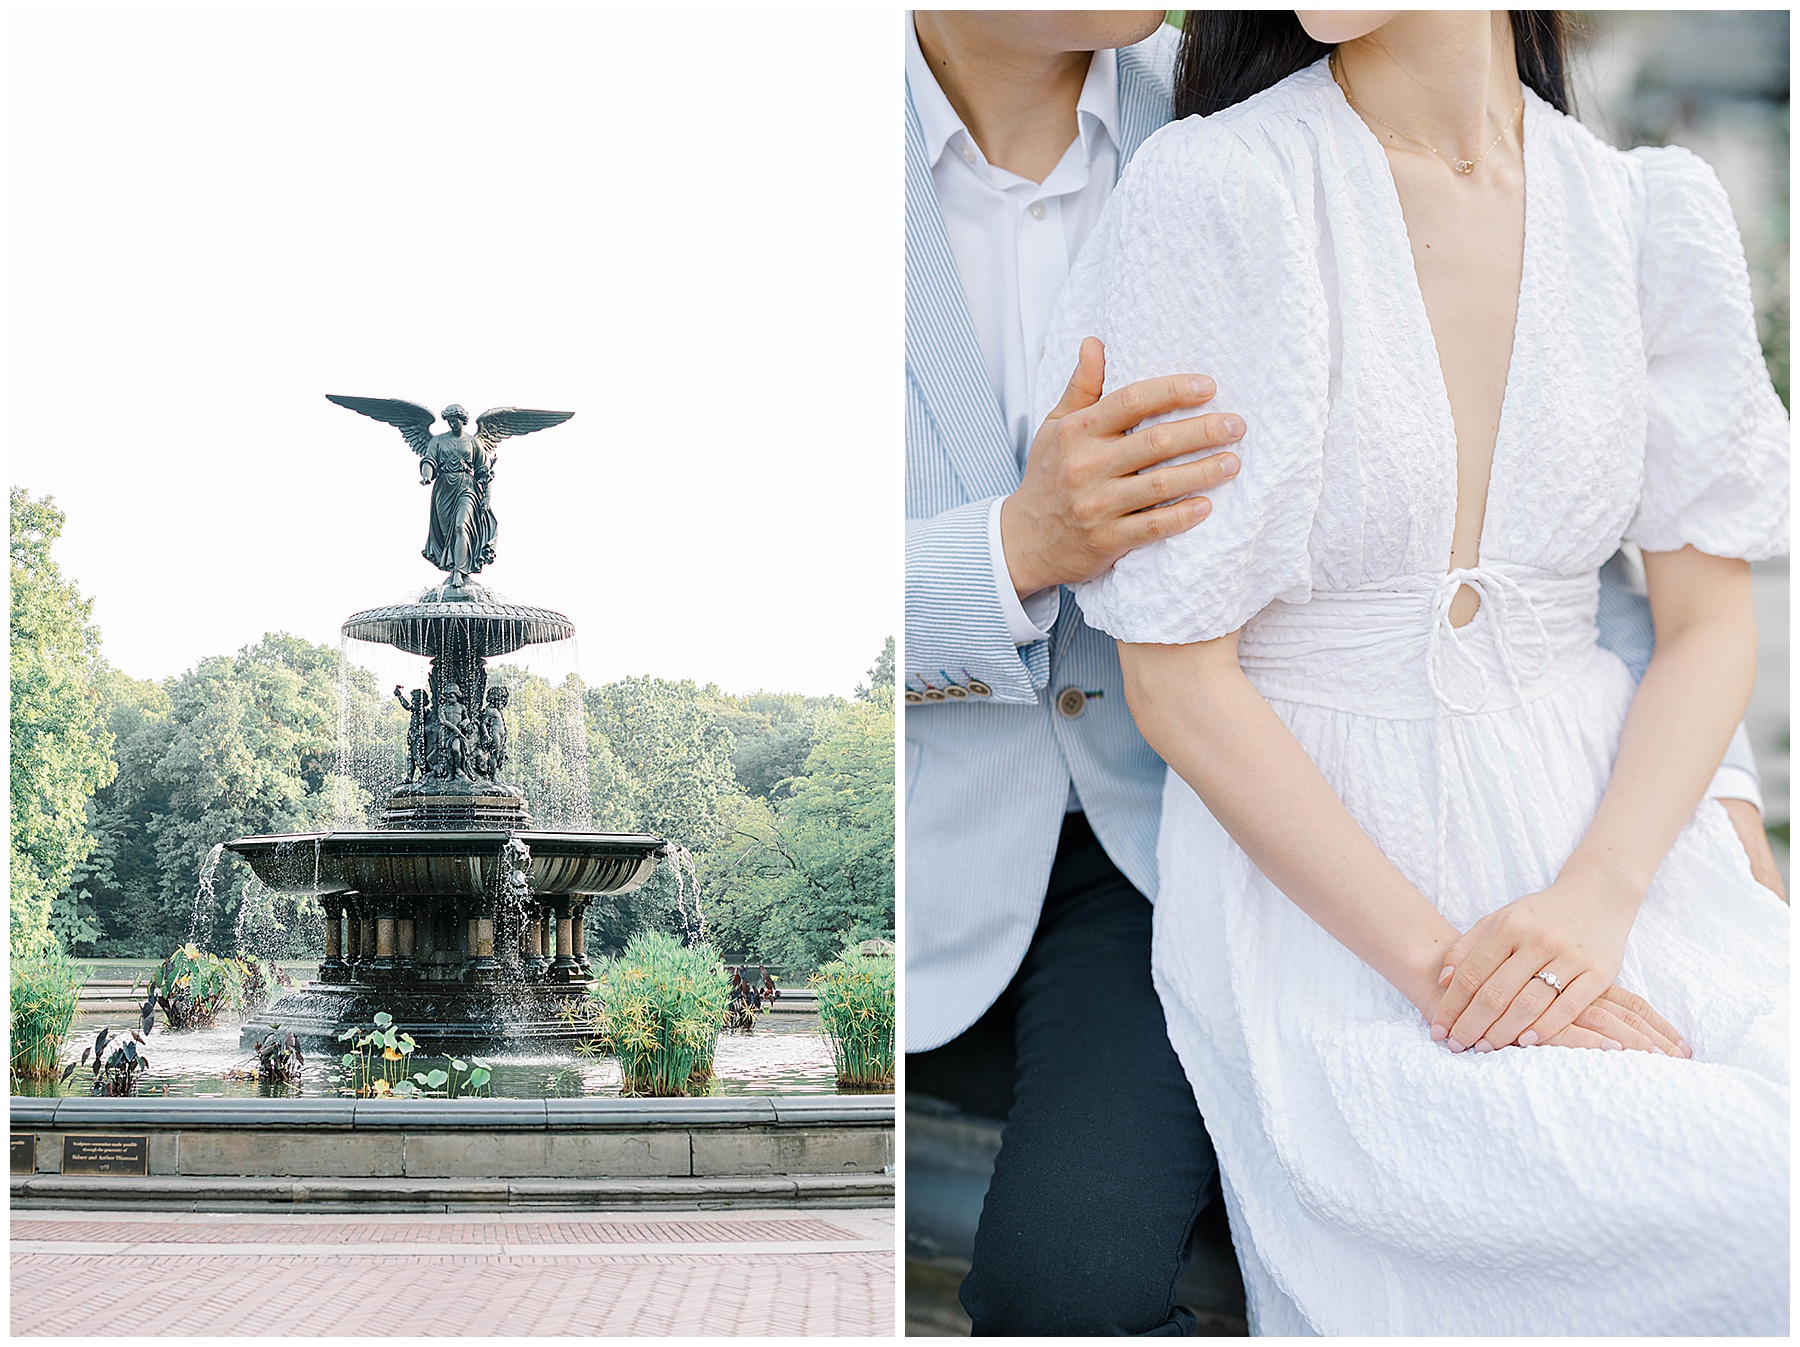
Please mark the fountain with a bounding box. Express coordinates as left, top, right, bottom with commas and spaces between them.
228, 396, 664, 1051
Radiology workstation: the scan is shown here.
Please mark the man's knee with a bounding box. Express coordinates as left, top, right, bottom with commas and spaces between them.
962, 1220, 1191, 1335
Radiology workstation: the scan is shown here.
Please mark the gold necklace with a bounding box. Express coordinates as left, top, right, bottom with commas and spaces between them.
1331, 53, 1521, 176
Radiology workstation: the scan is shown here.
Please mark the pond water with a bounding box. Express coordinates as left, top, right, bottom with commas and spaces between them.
15, 1010, 844, 1100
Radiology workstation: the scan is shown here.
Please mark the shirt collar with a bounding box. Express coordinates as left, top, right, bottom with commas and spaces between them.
1073, 36, 1121, 167
906, 12, 1120, 174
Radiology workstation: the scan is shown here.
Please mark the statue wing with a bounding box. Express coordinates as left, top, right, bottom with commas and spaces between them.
474, 407, 575, 451
326, 394, 438, 457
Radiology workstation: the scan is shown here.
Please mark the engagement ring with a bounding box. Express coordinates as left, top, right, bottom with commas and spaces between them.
1533, 970, 1565, 994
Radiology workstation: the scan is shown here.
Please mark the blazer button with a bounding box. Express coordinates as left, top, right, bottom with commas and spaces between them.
967, 680, 992, 697
1056, 686, 1087, 718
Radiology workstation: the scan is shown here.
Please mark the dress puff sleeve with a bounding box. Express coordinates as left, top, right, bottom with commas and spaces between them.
1036, 122, 1331, 645
1626, 145, 1789, 561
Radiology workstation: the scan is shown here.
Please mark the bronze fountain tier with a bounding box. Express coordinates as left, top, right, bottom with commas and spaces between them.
228, 396, 664, 1051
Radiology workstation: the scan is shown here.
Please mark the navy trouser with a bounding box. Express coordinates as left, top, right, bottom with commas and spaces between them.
908, 812, 1219, 1336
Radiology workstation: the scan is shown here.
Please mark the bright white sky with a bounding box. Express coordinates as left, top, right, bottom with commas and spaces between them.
9, 8, 899, 699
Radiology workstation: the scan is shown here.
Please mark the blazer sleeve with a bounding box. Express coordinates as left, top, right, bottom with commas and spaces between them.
1039, 123, 1333, 645
904, 507, 1051, 703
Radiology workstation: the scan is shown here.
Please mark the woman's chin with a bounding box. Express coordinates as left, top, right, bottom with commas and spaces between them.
1295, 10, 1398, 46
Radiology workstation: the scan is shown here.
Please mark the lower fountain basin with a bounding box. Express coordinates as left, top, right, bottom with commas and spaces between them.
226, 830, 665, 898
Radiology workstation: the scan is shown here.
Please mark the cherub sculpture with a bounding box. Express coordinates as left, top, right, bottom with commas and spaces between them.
476, 685, 511, 781
428, 684, 477, 782
393, 685, 431, 783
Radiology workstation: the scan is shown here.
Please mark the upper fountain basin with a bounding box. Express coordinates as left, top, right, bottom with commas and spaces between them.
226, 831, 664, 898
342, 600, 575, 658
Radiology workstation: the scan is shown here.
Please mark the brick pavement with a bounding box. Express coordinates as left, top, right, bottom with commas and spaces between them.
11, 1209, 896, 1336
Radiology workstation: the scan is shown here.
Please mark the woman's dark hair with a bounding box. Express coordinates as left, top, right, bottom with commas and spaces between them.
1174, 12, 1570, 120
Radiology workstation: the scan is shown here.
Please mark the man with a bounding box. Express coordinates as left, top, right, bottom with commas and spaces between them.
904, 10, 1781, 1337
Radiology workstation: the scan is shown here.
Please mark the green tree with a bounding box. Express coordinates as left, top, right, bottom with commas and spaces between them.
53, 665, 171, 952
10, 489, 115, 955
66, 633, 365, 955
583, 676, 747, 951
714, 691, 821, 799
702, 692, 895, 975
760, 697, 895, 970
855, 635, 896, 705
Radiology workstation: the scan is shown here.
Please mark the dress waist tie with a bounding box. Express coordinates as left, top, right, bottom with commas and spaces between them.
1424, 567, 1553, 904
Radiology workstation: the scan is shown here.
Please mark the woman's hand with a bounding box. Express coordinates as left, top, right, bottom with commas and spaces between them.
1427, 864, 1681, 1054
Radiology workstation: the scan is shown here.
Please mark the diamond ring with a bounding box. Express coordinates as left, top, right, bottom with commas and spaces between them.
1533, 969, 1565, 994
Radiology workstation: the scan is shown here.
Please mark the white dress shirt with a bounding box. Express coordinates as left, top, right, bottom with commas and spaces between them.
907, 16, 1135, 646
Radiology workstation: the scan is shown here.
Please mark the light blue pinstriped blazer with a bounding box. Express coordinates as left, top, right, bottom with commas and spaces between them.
903, 33, 1730, 1054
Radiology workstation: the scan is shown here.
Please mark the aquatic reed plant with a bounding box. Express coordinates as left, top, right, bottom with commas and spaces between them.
10, 946, 85, 1080
812, 943, 895, 1089
596, 933, 730, 1097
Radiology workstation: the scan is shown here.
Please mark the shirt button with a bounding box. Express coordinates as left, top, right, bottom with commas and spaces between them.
1056, 687, 1087, 718
1029, 201, 1047, 221
959, 142, 977, 164
967, 680, 993, 698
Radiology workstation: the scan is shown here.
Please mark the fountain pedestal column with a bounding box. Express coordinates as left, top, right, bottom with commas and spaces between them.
463, 898, 500, 984
371, 905, 398, 976
320, 901, 348, 981
572, 900, 592, 974
524, 910, 549, 978
550, 898, 580, 982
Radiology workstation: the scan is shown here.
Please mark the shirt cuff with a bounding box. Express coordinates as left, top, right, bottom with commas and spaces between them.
986, 496, 1059, 645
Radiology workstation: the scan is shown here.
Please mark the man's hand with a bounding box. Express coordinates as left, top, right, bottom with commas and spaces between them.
1000, 336, 1246, 599
1720, 797, 1787, 901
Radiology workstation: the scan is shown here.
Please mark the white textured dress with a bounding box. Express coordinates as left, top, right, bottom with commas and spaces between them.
1041, 60, 1790, 1335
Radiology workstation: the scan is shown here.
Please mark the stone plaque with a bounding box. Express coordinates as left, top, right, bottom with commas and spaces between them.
61, 1134, 149, 1176
11, 1133, 35, 1174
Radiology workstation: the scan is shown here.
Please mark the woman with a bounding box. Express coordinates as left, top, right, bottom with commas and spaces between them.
1039, 11, 1788, 1334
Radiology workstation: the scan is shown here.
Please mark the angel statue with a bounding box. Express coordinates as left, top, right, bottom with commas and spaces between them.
326, 396, 574, 588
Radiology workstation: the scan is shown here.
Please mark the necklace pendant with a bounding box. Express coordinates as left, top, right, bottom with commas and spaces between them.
1454, 158, 1475, 174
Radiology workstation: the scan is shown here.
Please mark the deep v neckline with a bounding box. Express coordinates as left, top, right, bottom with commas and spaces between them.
1321, 62, 1537, 594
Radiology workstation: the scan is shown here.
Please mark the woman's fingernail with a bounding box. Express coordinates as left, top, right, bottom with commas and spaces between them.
1218, 453, 1240, 477
1603, 1037, 1624, 1051
1448, 1038, 1466, 1053
1429, 1023, 1448, 1042
1221, 414, 1245, 437
1518, 1030, 1538, 1047
1438, 965, 1454, 986
1682, 1043, 1694, 1059
1190, 376, 1214, 397
1474, 1039, 1493, 1053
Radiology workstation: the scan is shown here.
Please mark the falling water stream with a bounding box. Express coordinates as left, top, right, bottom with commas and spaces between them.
186, 844, 227, 945
664, 842, 704, 943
